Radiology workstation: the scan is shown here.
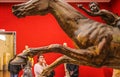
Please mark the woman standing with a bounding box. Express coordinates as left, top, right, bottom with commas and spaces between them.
34, 54, 55, 77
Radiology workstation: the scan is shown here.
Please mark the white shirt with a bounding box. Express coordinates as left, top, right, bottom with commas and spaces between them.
34, 63, 45, 77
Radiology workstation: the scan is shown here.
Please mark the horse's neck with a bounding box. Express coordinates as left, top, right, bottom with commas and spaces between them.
49, 0, 86, 36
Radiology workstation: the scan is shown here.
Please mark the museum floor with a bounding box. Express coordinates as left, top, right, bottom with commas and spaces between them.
0, 71, 10, 77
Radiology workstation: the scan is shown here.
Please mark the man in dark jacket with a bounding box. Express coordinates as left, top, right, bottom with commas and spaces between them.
47, 70, 55, 77
8, 56, 22, 77
66, 64, 79, 77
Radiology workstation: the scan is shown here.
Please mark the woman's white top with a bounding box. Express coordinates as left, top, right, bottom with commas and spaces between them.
34, 63, 45, 77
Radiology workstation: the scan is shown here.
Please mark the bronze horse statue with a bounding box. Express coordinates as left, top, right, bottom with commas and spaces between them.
11, 0, 120, 76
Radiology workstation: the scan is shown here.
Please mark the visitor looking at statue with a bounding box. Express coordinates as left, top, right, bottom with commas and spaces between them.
8, 55, 22, 77
34, 54, 55, 77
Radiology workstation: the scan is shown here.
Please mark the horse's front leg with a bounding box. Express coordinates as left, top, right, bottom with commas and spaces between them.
28, 44, 96, 61
40, 55, 79, 77
40, 55, 68, 76
11, 44, 102, 66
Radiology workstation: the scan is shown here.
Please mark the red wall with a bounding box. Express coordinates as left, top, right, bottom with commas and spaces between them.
0, 0, 119, 77
110, 0, 120, 16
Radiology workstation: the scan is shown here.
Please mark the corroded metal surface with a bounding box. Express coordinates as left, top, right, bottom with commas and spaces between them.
11, 0, 120, 76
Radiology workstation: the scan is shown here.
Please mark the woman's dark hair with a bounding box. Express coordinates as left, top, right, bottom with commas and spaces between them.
37, 54, 43, 62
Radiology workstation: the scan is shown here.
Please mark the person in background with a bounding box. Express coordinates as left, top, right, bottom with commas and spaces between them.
63, 43, 79, 77
78, 2, 120, 28
34, 54, 55, 77
66, 64, 79, 77
22, 60, 33, 77
8, 55, 22, 77
21, 45, 34, 77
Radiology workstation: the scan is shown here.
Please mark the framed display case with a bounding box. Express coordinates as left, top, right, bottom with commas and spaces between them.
0, 31, 16, 71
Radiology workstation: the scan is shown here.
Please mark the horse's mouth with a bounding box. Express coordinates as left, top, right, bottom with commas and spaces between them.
13, 10, 26, 18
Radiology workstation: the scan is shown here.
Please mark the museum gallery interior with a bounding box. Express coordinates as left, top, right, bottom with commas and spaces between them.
0, 0, 120, 77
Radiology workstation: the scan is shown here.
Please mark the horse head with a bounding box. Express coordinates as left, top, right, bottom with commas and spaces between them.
12, 0, 58, 18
